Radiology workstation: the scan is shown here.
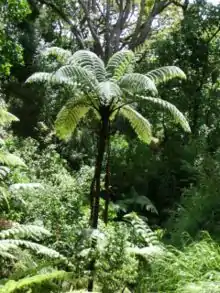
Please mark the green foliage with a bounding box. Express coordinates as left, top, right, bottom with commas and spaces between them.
27, 48, 189, 145
0, 0, 31, 76
136, 233, 220, 293
0, 270, 71, 293
0, 223, 65, 260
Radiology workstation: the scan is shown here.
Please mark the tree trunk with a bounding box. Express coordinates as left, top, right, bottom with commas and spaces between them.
88, 114, 109, 292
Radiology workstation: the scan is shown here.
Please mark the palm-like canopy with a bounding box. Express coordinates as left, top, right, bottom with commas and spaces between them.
26, 48, 190, 143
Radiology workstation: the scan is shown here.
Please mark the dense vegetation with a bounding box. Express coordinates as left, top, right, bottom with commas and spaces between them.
0, 0, 220, 292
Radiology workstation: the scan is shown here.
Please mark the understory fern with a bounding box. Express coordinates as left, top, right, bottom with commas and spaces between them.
124, 213, 164, 260
0, 223, 65, 260
0, 270, 71, 293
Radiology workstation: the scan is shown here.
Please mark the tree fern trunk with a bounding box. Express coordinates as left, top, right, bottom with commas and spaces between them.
88, 113, 109, 291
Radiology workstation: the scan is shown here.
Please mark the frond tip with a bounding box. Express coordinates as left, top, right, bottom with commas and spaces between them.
120, 105, 152, 144
140, 96, 191, 133
146, 66, 186, 85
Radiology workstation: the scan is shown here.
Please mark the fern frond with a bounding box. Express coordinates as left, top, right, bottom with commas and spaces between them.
25, 72, 74, 86
140, 96, 191, 132
119, 73, 158, 95
55, 65, 99, 91
9, 183, 44, 192
97, 81, 122, 105
127, 245, 165, 259
0, 186, 10, 210
0, 270, 71, 293
41, 47, 72, 62
146, 66, 186, 84
106, 50, 135, 80
124, 212, 160, 246
55, 97, 91, 140
0, 224, 51, 240
0, 240, 64, 259
119, 105, 152, 144
68, 50, 106, 82
26, 72, 53, 84
0, 109, 19, 126
0, 166, 10, 180
0, 152, 26, 167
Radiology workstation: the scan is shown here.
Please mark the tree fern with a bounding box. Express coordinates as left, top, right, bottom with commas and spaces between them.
27, 47, 191, 245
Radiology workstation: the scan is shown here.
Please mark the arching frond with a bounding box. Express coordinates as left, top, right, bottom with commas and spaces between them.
0, 240, 63, 259
0, 152, 26, 167
146, 66, 186, 85
0, 186, 10, 210
0, 166, 10, 180
41, 47, 72, 62
0, 270, 71, 293
0, 224, 51, 240
26, 72, 53, 84
25, 72, 74, 86
106, 50, 135, 80
120, 105, 152, 144
68, 50, 106, 82
140, 96, 191, 132
119, 73, 158, 95
0, 109, 18, 126
55, 65, 99, 91
55, 97, 91, 140
97, 81, 122, 105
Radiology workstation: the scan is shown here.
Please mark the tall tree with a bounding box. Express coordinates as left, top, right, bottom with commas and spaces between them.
26, 47, 190, 290
37, 0, 188, 60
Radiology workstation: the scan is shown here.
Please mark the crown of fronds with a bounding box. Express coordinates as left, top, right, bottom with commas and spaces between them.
26, 48, 190, 142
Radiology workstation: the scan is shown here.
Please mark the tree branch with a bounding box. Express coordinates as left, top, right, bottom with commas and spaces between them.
38, 0, 85, 49
78, 0, 104, 58
129, 0, 172, 50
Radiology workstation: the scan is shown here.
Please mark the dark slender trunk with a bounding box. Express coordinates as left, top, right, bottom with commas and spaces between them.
103, 196, 110, 225
88, 114, 109, 291
103, 129, 111, 225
